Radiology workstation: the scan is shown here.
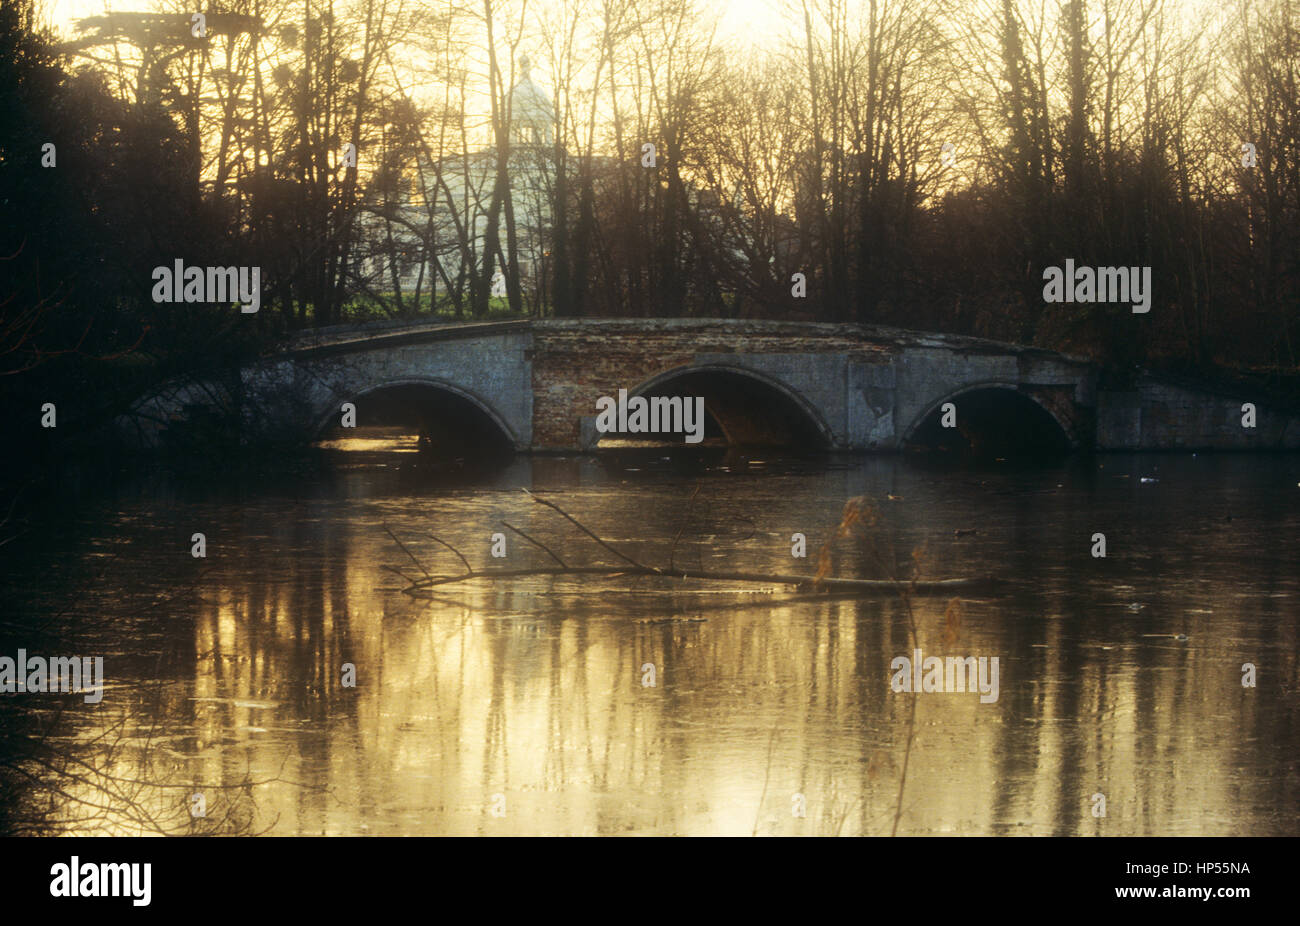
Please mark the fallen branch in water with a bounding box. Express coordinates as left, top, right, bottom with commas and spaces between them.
401, 563, 994, 596
392, 490, 1002, 598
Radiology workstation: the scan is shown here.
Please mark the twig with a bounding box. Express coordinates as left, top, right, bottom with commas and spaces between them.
669, 483, 703, 573
501, 520, 567, 567
383, 524, 432, 581
427, 531, 473, 577
523, 488, 655, 572
380, 563, 417, 583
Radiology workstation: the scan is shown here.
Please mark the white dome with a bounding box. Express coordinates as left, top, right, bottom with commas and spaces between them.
509, 54, 553, 146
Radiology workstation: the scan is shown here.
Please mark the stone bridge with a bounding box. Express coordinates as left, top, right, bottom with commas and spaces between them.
125, 318, 1300, 452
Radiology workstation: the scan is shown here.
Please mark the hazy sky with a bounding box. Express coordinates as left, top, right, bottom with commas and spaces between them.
40, 0, 1225, 103
41, 0, 1228, 60
46, 0, 788, 44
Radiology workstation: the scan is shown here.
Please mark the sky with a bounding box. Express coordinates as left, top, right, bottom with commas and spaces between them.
46, 0, 789, 44
40, 0, 1226, 107
40, 0, 1228, 63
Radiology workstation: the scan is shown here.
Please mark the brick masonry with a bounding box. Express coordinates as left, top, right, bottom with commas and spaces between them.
529, 319, 893, 450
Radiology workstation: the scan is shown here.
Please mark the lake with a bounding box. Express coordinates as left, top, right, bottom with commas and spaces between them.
1, 445, 1296, 835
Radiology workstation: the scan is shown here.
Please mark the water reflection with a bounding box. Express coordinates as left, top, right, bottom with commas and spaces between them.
1, 452, 1296, 835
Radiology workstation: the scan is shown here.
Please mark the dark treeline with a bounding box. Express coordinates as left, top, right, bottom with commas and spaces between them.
1, 0, 273, 471
2, 0, 1298, 469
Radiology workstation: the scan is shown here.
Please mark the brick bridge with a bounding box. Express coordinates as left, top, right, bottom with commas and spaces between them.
125, 318, 1300, 452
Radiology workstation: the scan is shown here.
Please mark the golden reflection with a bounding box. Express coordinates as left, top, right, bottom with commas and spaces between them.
32, 457, 1300, 836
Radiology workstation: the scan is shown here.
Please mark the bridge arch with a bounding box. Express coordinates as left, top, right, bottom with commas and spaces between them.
618, 363, 835, 449
311, 376, 521, 452
902, 382, 1075, 457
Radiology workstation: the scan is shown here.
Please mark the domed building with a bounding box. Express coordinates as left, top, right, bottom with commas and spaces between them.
508, 55, 554, 148
359, 55, 559, 313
